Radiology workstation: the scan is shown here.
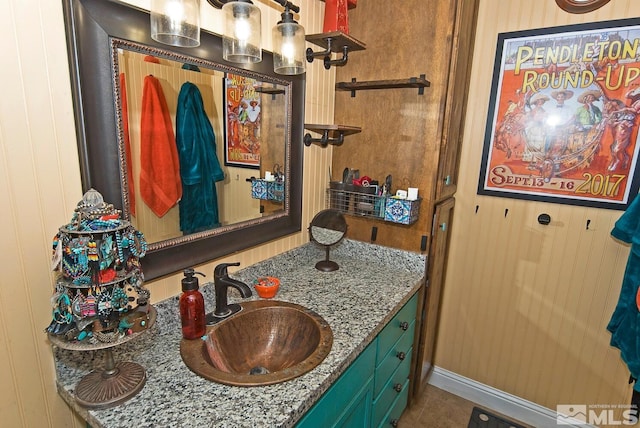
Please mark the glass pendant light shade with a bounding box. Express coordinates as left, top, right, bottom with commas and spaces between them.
273, 16, 305, 75
151, 0, 201, 47
222, 1, 262, 63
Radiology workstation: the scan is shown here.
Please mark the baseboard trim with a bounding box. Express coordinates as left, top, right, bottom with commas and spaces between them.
428, 366, 594, 428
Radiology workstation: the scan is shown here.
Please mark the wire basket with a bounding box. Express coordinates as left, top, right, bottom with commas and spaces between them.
251, 179, 284, 202
327, 185, 420, 225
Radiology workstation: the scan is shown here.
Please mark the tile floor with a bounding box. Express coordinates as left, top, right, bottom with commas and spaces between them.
399, 384, 532, 427
399, 384, 477, 427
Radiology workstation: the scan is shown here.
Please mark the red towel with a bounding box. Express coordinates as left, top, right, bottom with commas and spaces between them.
139, 75, 182, 217
120, 73, 135, 216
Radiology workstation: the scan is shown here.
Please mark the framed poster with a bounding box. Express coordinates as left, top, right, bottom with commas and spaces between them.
478, 18, 640, 210
224, 73, 261, 169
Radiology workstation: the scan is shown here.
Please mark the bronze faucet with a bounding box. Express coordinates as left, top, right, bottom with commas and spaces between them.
205, 262, 252, 325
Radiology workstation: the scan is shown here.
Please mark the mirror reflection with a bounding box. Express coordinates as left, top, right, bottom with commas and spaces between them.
116, 48, 287, 245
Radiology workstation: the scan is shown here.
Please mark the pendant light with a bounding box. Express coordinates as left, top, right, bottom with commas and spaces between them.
272, 4, 305, 75
150, 0, 305, 72
222, 1, 262, 64
151, 0, 201, 47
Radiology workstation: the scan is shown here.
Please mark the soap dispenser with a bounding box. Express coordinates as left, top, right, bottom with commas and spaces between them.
179, 269, 206, 339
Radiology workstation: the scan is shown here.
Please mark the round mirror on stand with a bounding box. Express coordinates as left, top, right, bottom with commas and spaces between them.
309, 209, 348, 272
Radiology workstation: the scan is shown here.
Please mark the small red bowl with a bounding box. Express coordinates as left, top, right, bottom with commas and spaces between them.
254, 276, 280, 299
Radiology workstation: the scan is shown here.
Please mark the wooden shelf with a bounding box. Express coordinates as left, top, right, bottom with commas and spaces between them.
336, 75, 431, 96
304, 124, 362, 147
256, 86, 285, 95
319, 0, 357, 9
305, 124, 361, 136
305, 31, 366, 52
256, 86, 285, 100
305, 32, 366, 69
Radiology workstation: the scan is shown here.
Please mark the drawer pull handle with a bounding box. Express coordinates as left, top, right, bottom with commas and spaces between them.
390, 419, 399, 427
399, 321, 409, 331
393, 383, 403, 393
396, 351, 406, 361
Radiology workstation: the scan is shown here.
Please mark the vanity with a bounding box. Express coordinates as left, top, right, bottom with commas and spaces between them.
297, 291, 417, 427
52, 240, 424, 427
58, 4, 424, 424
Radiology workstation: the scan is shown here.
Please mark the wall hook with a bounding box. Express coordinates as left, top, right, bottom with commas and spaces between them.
475, 205, 479, 214
586, 219, 591, 230
537, 213, 551, 225
504, 208, 509, 218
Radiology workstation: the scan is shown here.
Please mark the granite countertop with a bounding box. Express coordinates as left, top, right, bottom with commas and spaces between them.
53, 239, 425, 428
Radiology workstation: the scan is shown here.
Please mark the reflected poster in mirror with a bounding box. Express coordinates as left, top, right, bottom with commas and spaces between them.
224, 74, 261, 168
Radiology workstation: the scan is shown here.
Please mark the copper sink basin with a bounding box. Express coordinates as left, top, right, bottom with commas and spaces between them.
180, 300, 333, 386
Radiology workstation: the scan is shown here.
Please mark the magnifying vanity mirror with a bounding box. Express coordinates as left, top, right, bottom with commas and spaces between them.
309, 209, 347, 272
63, 0, 304, 280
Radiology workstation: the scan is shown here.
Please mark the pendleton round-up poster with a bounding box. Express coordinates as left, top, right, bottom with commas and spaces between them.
479, 19, 640, 209
224, 73, 262, 169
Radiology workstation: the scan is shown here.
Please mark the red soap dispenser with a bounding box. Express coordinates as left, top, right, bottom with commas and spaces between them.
179, 269, 206, 339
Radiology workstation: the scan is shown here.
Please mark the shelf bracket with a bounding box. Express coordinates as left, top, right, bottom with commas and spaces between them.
349, 77, 358, 97
304, 130, 345, 147
306, 38, 349, 69
305, 32, 365, 70
306, 37, 334, 63
416, 74, 426, 95
323, 46, 349, 69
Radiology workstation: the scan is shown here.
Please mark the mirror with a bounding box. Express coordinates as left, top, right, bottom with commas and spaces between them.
63, 0, 304, 280
309, 209, 347, 272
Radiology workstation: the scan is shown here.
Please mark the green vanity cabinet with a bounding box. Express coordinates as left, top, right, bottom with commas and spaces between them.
372, 294, 416, 428
297, 293, 418, 428
296, 340, 376, 427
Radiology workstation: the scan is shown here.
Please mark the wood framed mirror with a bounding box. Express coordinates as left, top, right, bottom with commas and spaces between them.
555, 0, 611, 14
63, 0, 305, 280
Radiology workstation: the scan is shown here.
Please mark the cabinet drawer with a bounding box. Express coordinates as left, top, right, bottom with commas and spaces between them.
372, 348, 412, 428
377, 293, 418, 365
374, 327, 414, 398
296, 341, 376, 428
376, 378, 410, 428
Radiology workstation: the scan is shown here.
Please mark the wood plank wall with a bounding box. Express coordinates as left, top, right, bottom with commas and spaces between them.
436, 0, 640, 418
8, 0, 639, 426
330, 0, 454, 253
0, 0, 331, 426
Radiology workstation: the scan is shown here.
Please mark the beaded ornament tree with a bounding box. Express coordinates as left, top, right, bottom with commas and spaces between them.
47, 189, 155, 409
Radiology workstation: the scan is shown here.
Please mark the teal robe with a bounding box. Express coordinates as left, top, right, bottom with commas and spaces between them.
608, 195, 640, 390
176, 82, 225, 234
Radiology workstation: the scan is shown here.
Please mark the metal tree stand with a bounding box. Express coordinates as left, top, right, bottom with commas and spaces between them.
49, 307, 156, 409
74, 348, 146, 409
